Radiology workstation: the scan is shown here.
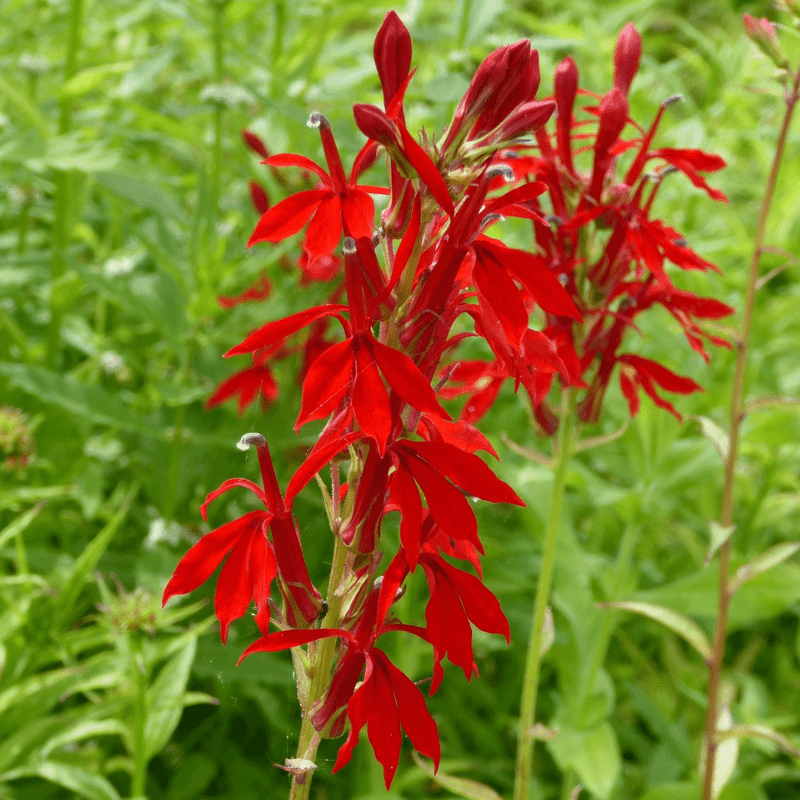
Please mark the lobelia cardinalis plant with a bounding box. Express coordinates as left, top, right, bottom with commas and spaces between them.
164, 11, 735, 800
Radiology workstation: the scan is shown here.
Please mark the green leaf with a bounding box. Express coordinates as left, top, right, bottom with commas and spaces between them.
705, 522, 736, 566
0, 503, 43, 550
144, 637, 197, 759
0, 75, 48, 136
694, 415, 730, 461
0, 761, 121, 800
719, 724, 800, 760
58, 63, 133, 100
730, 542, 800, 593
600, 601, 712, 661
411, 752, 503, 800
709, 706, 738, 800
0, 363, 162, 437
114, 50, 175, 98
546, 720, 620, 800
56, 485, 138, 626
94, 171, 182, 219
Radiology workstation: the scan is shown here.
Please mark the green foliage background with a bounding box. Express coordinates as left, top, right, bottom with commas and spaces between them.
1, 0, 798, 798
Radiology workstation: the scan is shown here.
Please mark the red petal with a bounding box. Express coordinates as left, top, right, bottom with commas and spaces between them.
352, 339, 392, 453
399, 441, 523, 505
445, 561, 510, 641
162, 510, 267, 604
374, 649, 440, 771
225, 304, 348, 358
417, 414, 499, 459
237, 627, 352, 664
367, 658, 402, 789
263, 153, 330, 182
371, 340, 451, 419
391, 465, 423, 569
398, 123, 454, 216
341, 189, 375, 239
200, 478, 267, 520
247, 189, 330, 247
296, 340, 355, 428
215, 529, 262, 643
303, 196, 342, 258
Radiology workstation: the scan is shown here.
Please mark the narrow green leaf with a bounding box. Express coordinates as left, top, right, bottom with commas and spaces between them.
58, 62, 133, 100
730, 542, 800, 594
0, 75, 49, 136
0, 363, 162, 437
94, 171, 182, 219
0, 503, 43, 550
0, 761, 121, 800
705, 522, 736, 566
144, 637, 197, 759
600, 601, 712, 661
56, 485, 137, 625
718, 724, 800, 759
710, 706, 738, 800
694, 415, 730, 461
41, 720, 130, 759
412, 752, 503, 800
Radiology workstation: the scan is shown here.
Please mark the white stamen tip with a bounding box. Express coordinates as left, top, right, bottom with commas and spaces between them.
237, 432, 266, 451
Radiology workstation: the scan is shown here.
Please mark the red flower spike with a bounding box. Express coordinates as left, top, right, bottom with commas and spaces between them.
614, 23, 642, 95
373, 11, 413, 109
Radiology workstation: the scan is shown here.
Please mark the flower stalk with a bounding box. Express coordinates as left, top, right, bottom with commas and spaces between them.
701, 54, 800, 800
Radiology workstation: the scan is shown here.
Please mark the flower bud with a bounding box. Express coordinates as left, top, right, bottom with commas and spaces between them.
614, 23, 642, 95
374, 10, 412, 108
489, 99, 556, 143
743, 14, 789, 69
241, 129, 269, 159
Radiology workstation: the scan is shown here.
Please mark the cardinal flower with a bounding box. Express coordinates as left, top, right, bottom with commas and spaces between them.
247, 113, 388, 262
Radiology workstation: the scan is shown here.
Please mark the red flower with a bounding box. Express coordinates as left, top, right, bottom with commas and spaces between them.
162, 435, 322, 639
247, 113, 388, 260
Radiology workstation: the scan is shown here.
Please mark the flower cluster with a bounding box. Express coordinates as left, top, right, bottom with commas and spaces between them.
165, 13, 730, 792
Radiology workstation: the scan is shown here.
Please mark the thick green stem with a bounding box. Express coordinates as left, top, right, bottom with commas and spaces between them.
47, 0, 84, 367
514, 391, 575, 800
700, 67, 800, 800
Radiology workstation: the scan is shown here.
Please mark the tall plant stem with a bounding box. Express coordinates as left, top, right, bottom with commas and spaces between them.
47, 0, 83, 367
289, 534, 350, 800
210, 0, 226, 218
701, 67, 800, 800
514, 390, 576, 800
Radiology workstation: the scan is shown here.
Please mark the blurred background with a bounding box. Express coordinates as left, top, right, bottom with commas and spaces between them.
2, 0, 799, 798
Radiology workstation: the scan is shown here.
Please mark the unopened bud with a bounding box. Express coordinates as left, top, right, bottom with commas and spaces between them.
614, 23, 642, 95
743, 14, 790, 69
237, 432, 266, 450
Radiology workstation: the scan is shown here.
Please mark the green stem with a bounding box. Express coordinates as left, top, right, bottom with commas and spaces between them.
210, 0, 226, 218
700, 66, 800, 800
130, 637, 149, 797
47, 0, 84, 368
514, 391, 576, 800
289, 534, 351, 800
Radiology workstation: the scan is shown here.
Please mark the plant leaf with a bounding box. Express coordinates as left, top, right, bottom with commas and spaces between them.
718, 724, 800, 760
730, 542, 800, 594
600, 601, 712, 661
412, 751, 503, 800
0, 503, 43, 550
705, 522, 736, 566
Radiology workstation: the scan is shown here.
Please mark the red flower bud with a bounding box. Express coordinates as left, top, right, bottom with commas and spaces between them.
242, 128, 269, 159
353, 103, 400, 150
743, 14, 789, 69
614, 23, 642, 95
554, 56, 578, 174
374, 10, 413, 108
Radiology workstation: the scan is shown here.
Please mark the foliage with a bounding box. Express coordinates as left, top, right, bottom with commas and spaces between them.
1, 0, 798, 799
